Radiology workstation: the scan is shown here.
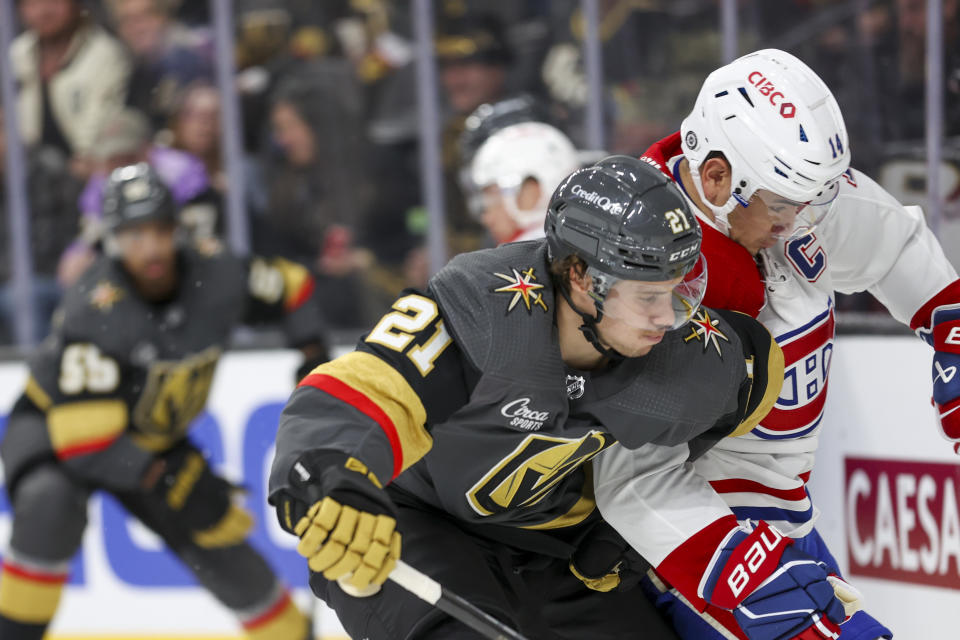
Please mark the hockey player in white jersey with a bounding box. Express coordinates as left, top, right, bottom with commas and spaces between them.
592, 49, 957, 639
468, 121, 580, 244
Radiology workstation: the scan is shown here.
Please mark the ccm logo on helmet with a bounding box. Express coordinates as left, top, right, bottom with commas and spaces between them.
570, 183, 624, 214
747, 71, 796, 118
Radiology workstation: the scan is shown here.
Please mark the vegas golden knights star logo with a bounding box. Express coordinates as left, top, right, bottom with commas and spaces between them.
684, 309, 730, 356
493, 267, 548, 314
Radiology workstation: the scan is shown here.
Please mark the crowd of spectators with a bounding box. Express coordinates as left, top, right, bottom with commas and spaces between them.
1, 0, 957, 343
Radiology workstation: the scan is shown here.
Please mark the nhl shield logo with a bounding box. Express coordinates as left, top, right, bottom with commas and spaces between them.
566, 374, 585, 399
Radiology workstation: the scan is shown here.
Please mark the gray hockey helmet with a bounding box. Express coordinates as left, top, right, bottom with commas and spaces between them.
102, 163, 176, 233
546, 155, 702, 282
546, 156, 707, 332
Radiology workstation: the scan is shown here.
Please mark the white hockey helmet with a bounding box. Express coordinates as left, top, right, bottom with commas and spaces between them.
681, 49, 850, 236
469, 121, 580, 230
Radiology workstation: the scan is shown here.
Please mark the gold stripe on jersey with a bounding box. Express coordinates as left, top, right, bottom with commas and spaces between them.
729, 339, 785, 437
0, 565, 66, 624
24, 375, 52, 411
314, 351, 432, 475
47, 399, 128, 458
272, 258, 313, 309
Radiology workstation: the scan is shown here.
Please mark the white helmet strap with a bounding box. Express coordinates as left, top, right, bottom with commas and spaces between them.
686, 157, 737, 233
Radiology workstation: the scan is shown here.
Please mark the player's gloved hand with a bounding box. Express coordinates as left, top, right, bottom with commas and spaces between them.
699, 521, 848, 640
569, 520, 647, 592
280, 450, 401, 593
146, 440, 253, 548
909, 279, 960, 454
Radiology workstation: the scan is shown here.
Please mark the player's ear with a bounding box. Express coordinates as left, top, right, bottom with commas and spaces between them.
568, 261, 591, 294
700, 156, 732, 206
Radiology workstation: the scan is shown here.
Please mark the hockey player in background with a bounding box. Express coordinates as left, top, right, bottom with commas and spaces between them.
0, 163, 328, 640
468, 120, 580, 245
268, 155, 798, 639
594, 48, 957, 640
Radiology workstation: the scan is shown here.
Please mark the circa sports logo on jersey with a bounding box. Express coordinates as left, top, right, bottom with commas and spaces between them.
500, 397, 551, 431
683, 309, 730, 356
570, 183, 624, 214
493, 267, 548, 314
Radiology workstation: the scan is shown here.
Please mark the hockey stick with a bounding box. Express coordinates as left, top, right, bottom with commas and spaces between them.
339, 560, 530, 640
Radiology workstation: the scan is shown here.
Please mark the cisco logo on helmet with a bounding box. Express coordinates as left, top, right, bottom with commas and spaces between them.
747, 71, 796, 118
570, 183, 624, 215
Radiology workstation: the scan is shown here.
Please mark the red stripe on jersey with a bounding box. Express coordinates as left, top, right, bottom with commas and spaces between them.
300, 373, 402, 480
762, 380, 829, 429
910, 279, 960, 330
286, 276, 315, 311
799, 470, 811, 483
56, 436, 118, 460
242, 590, 292, 630
778, 309, 835, 363
709, 478, 808, 502
1, 561, 69, 584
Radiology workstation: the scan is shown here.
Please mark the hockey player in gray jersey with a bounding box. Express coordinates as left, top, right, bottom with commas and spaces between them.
269, 156, 786, 639
0, 164, 325, 640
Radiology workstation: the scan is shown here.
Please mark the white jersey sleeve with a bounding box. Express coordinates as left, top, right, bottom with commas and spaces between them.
820, 169, 957, 323
592, 441, 734, 566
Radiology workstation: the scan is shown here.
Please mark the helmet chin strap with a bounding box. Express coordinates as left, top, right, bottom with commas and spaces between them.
687, 158, 738, 233
557, 285, 624, 362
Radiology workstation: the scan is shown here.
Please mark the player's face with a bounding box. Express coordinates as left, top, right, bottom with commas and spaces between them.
116, 220, 178, 300
479, 185, 521, 244
727, 186, 837, 255
727, 191, 801, 254
593, 277, 683, 358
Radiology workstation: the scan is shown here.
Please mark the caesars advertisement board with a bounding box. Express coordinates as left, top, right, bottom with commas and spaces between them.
0, 338, 959, 637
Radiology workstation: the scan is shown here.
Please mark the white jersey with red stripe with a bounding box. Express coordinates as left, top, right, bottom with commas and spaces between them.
594, 141, 957, 574
670, 153, 956, 537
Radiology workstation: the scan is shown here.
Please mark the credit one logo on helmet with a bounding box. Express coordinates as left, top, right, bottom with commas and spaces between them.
747, 71, 796, 118
845, 457, 960, 590
570, 184, 624, 214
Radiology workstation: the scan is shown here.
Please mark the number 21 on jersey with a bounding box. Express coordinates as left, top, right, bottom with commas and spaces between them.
366, 294, 453, 376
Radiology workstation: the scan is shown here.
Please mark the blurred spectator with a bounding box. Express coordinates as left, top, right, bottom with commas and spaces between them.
161, 81, 269, 229
435, 11, 516, 252
104, 0, 214, 129
0, 108, 83, 342
58, 108, 214, 286
254, 61, 373, 328
11, 0, 131, 179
